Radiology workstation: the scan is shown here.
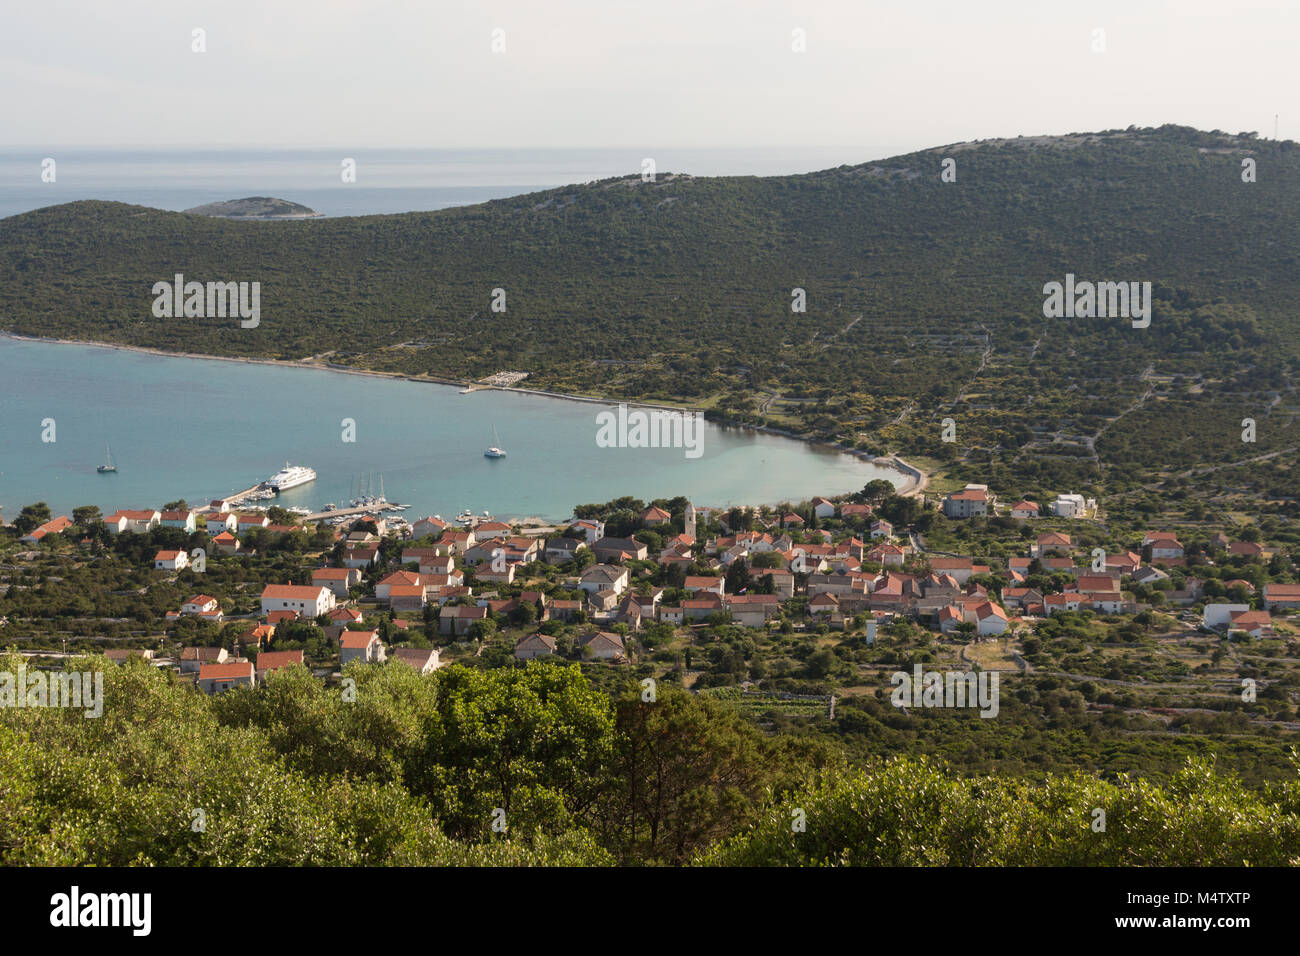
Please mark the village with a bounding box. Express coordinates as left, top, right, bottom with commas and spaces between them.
7, 478, 1297, 699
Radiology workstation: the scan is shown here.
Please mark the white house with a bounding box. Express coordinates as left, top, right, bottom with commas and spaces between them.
1203, 603, 1251, 630
973, 601, 1009, 636
181, 594, 219, 616
390, 646, 442, 673
684, 575, 725, 597
1032, 532, 1072, 558
417, 554, 455, 576
311, 566, 360, 597
154, 549, 189, 571
1263, 583, 1300, 611
1050, 494, 1087, 518
260, 584, 336, 619
812, 497, 836, 519
579, 564, 629, 596
197, 661, 254, 694
104, 509, 161, 534
376, 570, 425, 602
411, 516, 447, 539
159, 510, 197, 532
515, 633, 558, 660
1146, 535, 1184, 562
207, 512, 239, 533
179, 645, 227, 674
340, 630, 386, 665
19, 515, 73, 543
343, 546, 379, 569
569, 519, 606, 544
943, 485, 993, 518
578, 631, 625, 660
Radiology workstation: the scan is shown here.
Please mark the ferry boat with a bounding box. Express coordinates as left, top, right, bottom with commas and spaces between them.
266, 462, 317, 492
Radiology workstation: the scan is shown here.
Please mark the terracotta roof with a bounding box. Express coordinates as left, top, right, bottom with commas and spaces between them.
443, 605, 487, 619
256, 650, 304, 671
261, 584, 328, 600
199, 661, 254, 680
313, 567, 352, 580
339, 630, 380, 649
392, 647, 438, 667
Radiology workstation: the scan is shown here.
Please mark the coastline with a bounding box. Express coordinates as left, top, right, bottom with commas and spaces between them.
0, 331, 928, 500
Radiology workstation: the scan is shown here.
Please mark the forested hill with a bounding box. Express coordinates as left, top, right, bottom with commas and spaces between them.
2, 126, 1297, 501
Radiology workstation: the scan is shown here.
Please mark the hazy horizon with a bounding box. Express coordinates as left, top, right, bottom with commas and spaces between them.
3, 0, 1294, 152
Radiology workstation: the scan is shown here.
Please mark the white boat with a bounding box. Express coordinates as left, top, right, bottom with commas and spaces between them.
267, 463, 317, 492
97, 445, 117, 474
484, 424, 507, 458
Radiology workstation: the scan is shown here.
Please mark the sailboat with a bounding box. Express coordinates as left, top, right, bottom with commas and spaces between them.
484, 425, 506, 458
97, 445, 117, 473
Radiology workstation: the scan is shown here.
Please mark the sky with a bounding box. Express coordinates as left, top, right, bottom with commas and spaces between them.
2, 0, 1296, 158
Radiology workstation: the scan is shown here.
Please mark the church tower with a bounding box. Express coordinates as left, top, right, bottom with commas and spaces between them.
684, 501, 696, 539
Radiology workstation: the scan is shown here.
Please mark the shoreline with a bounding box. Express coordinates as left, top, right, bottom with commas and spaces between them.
0, 331, 929, 502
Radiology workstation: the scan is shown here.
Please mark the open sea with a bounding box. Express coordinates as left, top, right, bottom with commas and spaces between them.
0, 146, 859, 220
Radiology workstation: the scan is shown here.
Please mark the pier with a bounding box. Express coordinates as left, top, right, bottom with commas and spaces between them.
221, 482, 268, 505
305, 504, 408, 522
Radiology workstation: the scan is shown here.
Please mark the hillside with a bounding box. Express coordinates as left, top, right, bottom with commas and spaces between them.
1, 125, 1297, 513
4, 653, 1298, 866
182, 196, 321, 219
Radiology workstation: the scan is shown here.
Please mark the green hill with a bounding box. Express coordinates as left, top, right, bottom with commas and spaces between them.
1, 125, 1297, 507
182, 196, 321, 219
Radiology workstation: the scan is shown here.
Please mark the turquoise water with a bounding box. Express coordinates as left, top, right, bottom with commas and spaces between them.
0, 338, 900, 521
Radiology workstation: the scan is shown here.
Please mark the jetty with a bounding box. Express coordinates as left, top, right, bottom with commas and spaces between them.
306, 504, 407, 522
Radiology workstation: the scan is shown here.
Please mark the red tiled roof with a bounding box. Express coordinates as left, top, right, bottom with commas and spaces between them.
256, 650, 304, 671
313, 568, 352, 580
262, 584, 328, 601
199, 661, 254, 680
340, 630, 379, 649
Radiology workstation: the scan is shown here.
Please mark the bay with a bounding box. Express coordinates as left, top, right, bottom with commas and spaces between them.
0, 337, 903, 522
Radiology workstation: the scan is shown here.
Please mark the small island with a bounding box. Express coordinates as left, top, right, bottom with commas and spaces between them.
183, 196, 322, 220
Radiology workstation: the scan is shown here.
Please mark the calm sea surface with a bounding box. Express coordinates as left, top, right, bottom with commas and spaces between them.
0, 338, 899, 522
0, 147, 859, 220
